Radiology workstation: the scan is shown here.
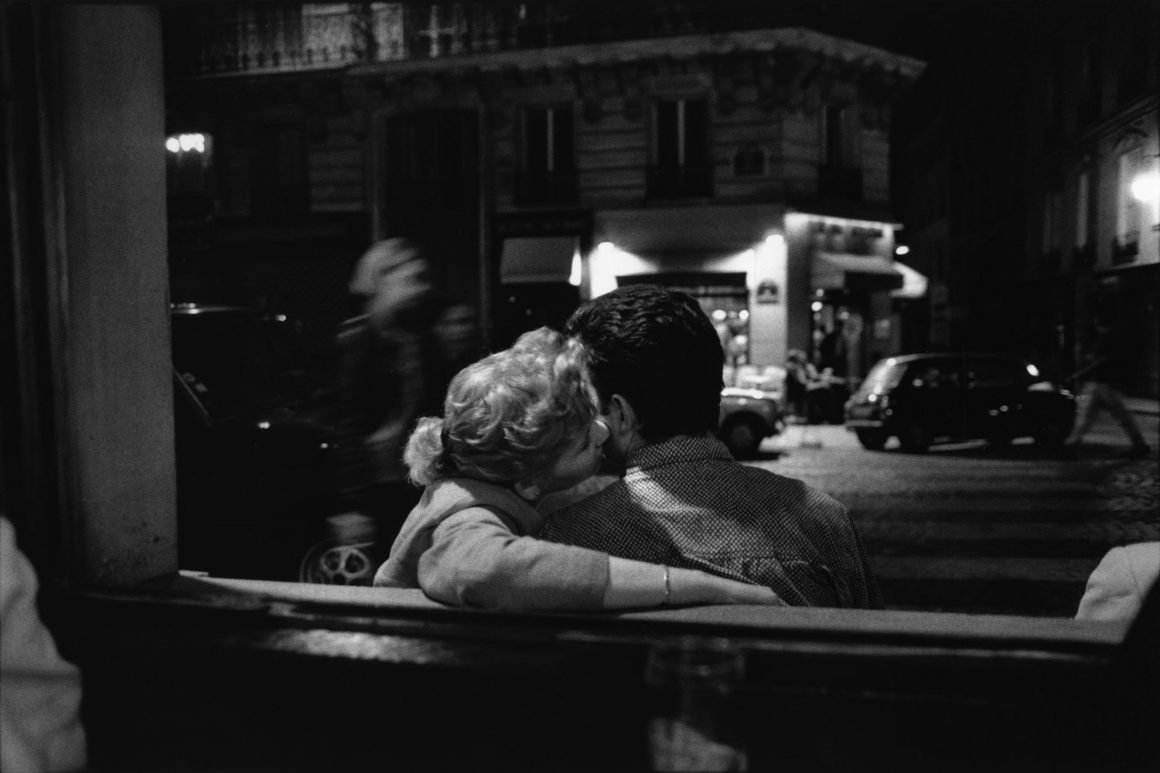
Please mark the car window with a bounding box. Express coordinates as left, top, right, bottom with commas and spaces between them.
859, 359, 907, 392
966, 359, 1019, 389
905, 359, 960, 390
171, 310, 310, 421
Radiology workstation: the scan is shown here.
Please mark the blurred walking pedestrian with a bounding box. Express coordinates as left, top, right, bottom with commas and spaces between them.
1065, 312, 1150, 458
334, 238, 448, 561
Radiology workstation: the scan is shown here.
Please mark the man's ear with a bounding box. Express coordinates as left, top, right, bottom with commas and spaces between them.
606, 394, 639, 441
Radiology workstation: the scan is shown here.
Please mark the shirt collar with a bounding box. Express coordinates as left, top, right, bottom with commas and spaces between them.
625, 434, 733, 472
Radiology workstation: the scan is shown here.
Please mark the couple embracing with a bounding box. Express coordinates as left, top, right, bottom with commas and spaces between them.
374, 284, 881, 612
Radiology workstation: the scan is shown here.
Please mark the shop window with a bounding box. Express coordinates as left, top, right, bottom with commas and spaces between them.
516, 105, 576, 204
648, 97, 711, 198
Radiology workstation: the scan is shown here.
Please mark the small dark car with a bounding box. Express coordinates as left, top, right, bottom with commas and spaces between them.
844, 353, 1076, 452
171, 304, 340, 579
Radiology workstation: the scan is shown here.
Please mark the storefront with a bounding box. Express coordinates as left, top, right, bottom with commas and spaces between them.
785, 211, 903, 379
583, 204, 789, 371
578, 205, 907, 381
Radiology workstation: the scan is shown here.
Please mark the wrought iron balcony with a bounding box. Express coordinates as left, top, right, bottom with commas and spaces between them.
163, 1, 822, 78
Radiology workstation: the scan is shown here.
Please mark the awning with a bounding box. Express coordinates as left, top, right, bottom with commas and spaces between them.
500, 236, 577, 284
811, 252, 904, 292
890, 261, 928, 299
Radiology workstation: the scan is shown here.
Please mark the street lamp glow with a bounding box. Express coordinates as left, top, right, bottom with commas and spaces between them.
166, 133, 206, 154
1130, 171, 1160, 204
895, 245, 910, 256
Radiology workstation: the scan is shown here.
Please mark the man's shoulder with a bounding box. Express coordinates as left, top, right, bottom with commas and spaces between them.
724, 461, 848, 511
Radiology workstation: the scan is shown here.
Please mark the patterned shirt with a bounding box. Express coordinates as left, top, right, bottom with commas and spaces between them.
540, 436, 882, 608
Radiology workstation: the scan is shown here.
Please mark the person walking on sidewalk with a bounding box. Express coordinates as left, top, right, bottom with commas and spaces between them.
1065, 312, 1150, 458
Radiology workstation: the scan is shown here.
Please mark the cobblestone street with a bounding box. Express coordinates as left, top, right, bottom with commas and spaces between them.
747, 407, 1159, 617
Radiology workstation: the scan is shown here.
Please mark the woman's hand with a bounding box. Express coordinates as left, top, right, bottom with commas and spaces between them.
669, 567, 785, 607
602, 557, 785, 609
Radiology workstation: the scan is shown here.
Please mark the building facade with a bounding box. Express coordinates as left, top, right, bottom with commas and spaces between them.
899, 1, 1158, 397
1022, 1, 1159, 397
164, 2, 924, 375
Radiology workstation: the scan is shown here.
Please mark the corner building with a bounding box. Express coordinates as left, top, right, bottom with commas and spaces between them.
164, 3, 924, 376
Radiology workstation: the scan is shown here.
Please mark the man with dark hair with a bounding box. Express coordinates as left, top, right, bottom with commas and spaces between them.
540, 284, 881, 608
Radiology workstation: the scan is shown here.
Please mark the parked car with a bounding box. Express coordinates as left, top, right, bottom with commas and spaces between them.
718, 386, 786, 457
844, 353, 1076, 452
171, 303, 341, 580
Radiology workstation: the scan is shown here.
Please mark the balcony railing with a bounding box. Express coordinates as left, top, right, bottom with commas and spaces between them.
646, 164, 713, 199
513, 170, 579, 206
817, 164, 863, 201
165, 1, 821, 78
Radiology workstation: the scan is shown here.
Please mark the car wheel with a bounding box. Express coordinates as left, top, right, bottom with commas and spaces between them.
721, 417, 764, 458
299, 539, 378, 585
855, 429, 887, 451
898, 423, 930, 453
1033, 421, 1068, 451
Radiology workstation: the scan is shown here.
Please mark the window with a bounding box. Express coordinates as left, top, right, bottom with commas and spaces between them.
1042, 186, 1063, 264
732, 144, 766, 177
823, 105, 852, 167
1075, 170, 1091, 249
381, 110, 478, 207
1076, 41, 1101, 125
1074, 168, 1097, 268
1044, 65, 1063, 138
819, 104, 862, 199
1116, 145, 1145, 259
516, 105, 576, 203
251, 124, 307, 215
1116, 6, 1148, 102
649, 97, 711, 197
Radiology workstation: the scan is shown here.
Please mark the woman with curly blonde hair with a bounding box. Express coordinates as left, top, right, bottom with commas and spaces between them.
373, 327, 782, 611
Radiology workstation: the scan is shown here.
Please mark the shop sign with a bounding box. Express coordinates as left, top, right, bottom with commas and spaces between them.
756, 280, 780, 304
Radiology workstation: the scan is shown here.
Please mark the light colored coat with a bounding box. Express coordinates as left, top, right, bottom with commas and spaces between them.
1076, 542, 1160, 622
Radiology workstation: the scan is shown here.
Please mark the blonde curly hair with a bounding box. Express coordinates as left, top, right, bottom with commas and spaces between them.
404, 327, 598, 487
